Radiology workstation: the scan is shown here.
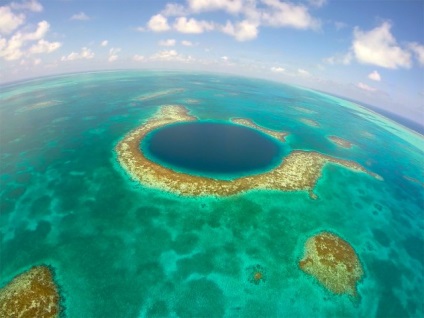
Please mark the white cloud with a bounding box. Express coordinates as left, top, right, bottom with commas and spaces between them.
148, 14, 170, 32
181, 40, 193, 46
368, 70, 381, 81
0, 20, 56, 61
133, 54, 145, 62
298, 68, 310, 76
145, 0, 321, 42
28, 39, 61, 54
0, 38, 6, 50
222, 20, 258, 41
161, 3, 188, 16
10, 0, 43, 12
260, 0, 320, 30
187, 0, 243, 14
352, 22, 411, 69
357, 82, 376, 92
108, 47, 120, 62
151, 49, 178, 60
26, 20, 49, 40
174, 17, 214, 34
308, 0, 327, 8
150, 49, 194, 62
271, 66, 285, 73
221, 56, 229, 61
101, 40, 108, 47
327, 23, 414, 69
159, 39, 176, 46
409, 42, 424, 66
19, 57, 41, 65
324, 52, 352, 65
0, 6, 25, 35
334, 21, 347, 30
70, 12, 90, 21
61, 47, 94, 61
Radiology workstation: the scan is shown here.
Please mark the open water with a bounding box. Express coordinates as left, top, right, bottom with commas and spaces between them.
0, 71, 423, 317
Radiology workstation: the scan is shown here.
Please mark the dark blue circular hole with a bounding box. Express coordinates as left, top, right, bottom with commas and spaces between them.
142, 121, 285, 177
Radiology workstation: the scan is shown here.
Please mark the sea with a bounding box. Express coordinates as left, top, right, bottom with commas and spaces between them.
0, 70, 423, 317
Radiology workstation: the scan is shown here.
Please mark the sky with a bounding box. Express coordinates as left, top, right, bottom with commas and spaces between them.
0, 0, 423, 123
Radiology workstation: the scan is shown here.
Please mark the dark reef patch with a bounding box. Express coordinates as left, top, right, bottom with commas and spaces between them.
172, 232, 199, 254
147, 300, 169, 317
175, 278, 225, 317
372, 228, 390, 247
403, 236, 424, 266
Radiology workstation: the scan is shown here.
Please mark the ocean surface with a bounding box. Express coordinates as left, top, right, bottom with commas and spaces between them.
336, 95, 424, 136
0, 70, 423, 317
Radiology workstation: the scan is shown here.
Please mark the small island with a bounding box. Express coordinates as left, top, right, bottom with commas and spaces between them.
231, 118, 289, 142
0, 265, 62, 317
300, 118, 320, 127
115, 105, 382, 197
328, 135, 353, 149
299, 232, 364, 297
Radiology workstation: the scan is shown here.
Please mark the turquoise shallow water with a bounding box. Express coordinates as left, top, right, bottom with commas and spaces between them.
1, 71, 423, 317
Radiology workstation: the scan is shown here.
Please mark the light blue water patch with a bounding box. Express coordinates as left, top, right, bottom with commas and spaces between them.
0, 71, 423, 317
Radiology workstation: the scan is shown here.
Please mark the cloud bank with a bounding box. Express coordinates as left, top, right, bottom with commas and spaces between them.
144, 0, 321, 41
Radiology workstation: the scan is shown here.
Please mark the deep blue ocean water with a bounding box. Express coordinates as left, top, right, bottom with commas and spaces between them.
143, 121, 283, 178
0, 70, 423, 317
331, 94, 424, 135
360, 104, 424, 135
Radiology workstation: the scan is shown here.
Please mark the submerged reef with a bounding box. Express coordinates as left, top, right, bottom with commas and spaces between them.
133, 88, 184, 101
246, 264, 267, 285
115, 105, 381, 197
231, 118, 288, 142
328, 136, 353, 149
16, 100, 62, 113
0, 265, 62, 317
299, 232, 364, 297
293, 106, 317, 114
403, 175, 424, 188
300, 118, 320, 127
360, 131, 376, 139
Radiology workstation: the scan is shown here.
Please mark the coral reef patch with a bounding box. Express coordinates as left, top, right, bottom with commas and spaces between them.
0, 265, 62, 317
328, 135, 353, 149
16, 100, 62, 113
246, 264, 267, 285
231, 118, 288, 142
299, 232, 364, 297
133, 88, 184, 102
115, 105, 382, 197
300, 118, 320, 127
